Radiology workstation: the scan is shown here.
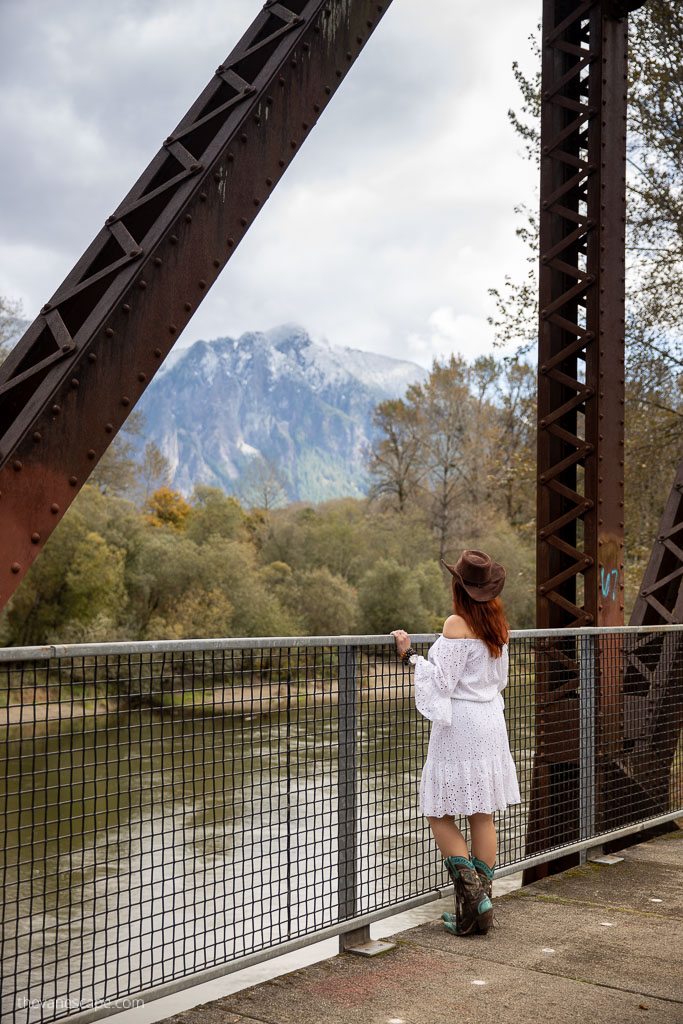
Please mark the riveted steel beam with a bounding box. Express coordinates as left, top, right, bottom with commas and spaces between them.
0, 0, 394, 609
526, 0, 648, 879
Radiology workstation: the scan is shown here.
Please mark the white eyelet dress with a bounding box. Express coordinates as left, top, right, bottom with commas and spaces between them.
414, 636, 521, 816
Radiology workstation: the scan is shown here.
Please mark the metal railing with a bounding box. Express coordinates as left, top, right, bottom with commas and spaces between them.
0, 626, 681, 1024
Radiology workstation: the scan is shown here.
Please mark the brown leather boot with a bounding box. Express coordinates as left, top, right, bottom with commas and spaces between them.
441, 856, 493, 936
472, 856, 494, 900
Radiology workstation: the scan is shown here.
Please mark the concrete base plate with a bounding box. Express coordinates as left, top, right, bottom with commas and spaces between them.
345, 939, 397, 957
588, 854, 624, 865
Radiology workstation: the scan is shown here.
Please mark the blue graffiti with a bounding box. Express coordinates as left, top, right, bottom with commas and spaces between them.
600, 567, 619, 601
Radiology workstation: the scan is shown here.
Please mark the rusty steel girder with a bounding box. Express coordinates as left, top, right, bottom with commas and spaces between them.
623, 460, 683, 822
526, 0, 649, 877
0, 0, 394, 611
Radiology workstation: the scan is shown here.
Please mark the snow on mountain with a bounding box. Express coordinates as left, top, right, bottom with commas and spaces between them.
139, 325, 427, 504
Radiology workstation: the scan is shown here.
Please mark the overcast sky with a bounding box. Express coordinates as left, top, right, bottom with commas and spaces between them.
0, 0, 540, 369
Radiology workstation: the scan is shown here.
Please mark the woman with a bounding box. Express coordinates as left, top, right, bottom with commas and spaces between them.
391, 549, 520, 937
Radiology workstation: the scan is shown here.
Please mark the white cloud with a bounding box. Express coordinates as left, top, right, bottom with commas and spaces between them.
0, 0, 540, 368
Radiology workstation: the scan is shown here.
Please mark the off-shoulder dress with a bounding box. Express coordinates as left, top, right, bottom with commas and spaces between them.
413, 635, 521, 816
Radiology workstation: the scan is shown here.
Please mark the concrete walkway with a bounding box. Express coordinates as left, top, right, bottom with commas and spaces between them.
160, 829, 682, 1024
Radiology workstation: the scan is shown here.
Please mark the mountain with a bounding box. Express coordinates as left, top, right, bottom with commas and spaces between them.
137, 325, 427, 504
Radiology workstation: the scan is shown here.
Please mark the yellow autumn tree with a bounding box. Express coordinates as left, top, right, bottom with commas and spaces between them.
143, 487, 192, 531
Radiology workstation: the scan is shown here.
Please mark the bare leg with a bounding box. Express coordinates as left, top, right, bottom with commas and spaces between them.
468, 812, 496, 868
427, 815, 469, 859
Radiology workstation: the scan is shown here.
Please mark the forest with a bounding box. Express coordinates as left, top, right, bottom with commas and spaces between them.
0, 0, 681, 647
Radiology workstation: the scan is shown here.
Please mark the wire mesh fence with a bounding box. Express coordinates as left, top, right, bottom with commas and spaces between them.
0, 627, 681, 1024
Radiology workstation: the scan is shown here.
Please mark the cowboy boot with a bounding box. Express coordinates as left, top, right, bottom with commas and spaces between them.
472, 856, 494, 901
441, 856, 493, 936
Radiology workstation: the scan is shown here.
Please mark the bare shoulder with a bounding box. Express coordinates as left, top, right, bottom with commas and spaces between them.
442, 614, 476, 639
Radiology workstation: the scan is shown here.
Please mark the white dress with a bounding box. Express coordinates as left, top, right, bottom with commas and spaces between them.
414, 635, 521, 816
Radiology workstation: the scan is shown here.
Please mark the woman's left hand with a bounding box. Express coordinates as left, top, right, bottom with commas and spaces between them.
390, 629, 411, 655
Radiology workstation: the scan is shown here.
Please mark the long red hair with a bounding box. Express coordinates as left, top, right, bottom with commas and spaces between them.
451, 579, 509, 658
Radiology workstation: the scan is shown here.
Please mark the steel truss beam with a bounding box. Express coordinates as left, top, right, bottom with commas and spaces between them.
526, 0, 649, 876
0, 0, 393, 610
622, 460, 683, 828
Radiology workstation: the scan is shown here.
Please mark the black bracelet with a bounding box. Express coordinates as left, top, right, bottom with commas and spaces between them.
400, 646, 417, 661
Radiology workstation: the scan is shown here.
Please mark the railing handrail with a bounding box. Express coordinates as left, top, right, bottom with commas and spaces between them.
1, 622, 683, 661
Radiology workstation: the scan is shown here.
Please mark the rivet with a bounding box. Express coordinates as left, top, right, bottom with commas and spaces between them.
539, 529, 546, 539
539, 474, 547, 483
164, 136, 173, 146
199, 192, 207, 201
279, 76, 286, 86
227, 237, 235, 247
227, 152, 235, 162
105, 423, 113, 433
184, 302, 192, 312
105, 215, 116, 225
303, 42, 310, 52
87, 449, 96, 460
88, 352, 97, 363
346, 51, 352, 60
240, 217, 248, 226
33, 431, 42, 442
278, 159, 286, 167
325, 86, 331, 95
189, 162, 201, 173
185, 213, 192, 223
129, 248, 141, 258
253, 115, 261, 125
313, 105, 320, 113
302, 122, 309, 130
71, 378, 80, 389
41, 303, 51, 314
336, 69, 342, 78
291, 59, 297, 68
153, 348, 162, 358
539, 585, 547, 595
254, 198, 260, 207
13, 460, 22, 471
214, 171, 221, 182
50, 503, 60, 514
121, 397, 130, 407
69, 476, 77, 486
139, 280, 148, 289
290, 140, 297, 149
266, 177, 273, 186
153, 257, 162, 267
199, 279, 207, 290
170, 235, 178, 245
213, 259, 220, 268
266, 96, 273, 105
540, 419, 547, 428
61, 344, 71, 353
138, 373, 146, 383
52, 404, 61, 415
169, 325, 177, 335
11, 563, 21, 574
105, 327, 114, 337
122, 303, 131, 313
356, 35, 363, 44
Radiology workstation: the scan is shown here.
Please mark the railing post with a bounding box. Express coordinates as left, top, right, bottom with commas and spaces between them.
337, 645, 368, 951
579, 634, 596, 863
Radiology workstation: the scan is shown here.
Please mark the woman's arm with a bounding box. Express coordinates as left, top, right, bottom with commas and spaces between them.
391, 625, 468, 726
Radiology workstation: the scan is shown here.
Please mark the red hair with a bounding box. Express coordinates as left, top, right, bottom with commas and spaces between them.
451, 579, 509, 658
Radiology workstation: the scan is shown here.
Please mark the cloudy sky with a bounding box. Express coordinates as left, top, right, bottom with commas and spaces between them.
0, 0, 540, 369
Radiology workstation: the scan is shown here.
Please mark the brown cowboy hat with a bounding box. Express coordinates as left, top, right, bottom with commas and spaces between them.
440, 549, 506, 602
